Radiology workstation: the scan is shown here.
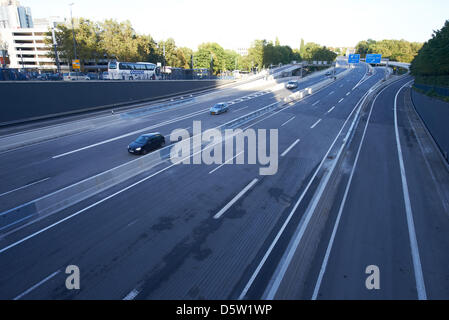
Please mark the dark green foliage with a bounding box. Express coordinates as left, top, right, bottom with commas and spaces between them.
411, 20, 449, 78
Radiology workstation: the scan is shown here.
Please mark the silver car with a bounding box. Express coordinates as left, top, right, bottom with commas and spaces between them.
210, 103, 229, 115
286, 80, 298, 89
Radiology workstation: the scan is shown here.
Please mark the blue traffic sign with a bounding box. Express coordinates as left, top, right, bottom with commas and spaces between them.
366, 54, 382, 64
348, 54, 360, 64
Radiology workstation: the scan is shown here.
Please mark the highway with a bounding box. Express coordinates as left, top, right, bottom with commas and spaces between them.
305, 77, 449, 299
0, 60, 448, 300
0, 66, 345, 213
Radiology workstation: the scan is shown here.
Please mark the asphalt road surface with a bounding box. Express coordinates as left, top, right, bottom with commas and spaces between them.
2, 61, 446, 300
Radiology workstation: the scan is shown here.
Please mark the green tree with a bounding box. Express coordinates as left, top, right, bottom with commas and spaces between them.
194, 42, 226, 74
176, 47, 193, 69
224, 49, 239, 71
355, 38, 422, 63
411, 20, 449, 78
248, 39, 266, 70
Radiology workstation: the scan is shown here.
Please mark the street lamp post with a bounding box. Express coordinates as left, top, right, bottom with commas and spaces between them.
51, 26, 61, 74
69, 3, 77, 65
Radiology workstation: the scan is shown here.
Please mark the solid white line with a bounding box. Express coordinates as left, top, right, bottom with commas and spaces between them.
326, 106, 336, 114
13, 270, 61, 300
338, 98, 344, 103
311, 80, 385, 300
213, 178, 258, 219
123, 289, 140, 300
312, 100, 320, 106
310, 119, 322, 129
280, 116, 296, 127
208, 151, 244, 174
238, 84, 376, 300
281, 139, 300, 157
0, 178, 50, 198
394, 80, 427, 300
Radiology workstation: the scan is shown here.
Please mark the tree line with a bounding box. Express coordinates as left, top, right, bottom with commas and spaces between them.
355, 39, 422, 63
410, 20, 449, 83
45, 19, 338, 74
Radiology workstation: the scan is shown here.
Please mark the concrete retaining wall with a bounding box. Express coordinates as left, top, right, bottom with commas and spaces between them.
411, 89, 449, 162
0, 80, 231, 126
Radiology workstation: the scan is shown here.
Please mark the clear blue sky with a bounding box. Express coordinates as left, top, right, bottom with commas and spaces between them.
21, 0, 449, 50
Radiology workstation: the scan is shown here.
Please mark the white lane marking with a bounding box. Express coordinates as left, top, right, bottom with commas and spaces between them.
280, 139, 300, 157
0, 178, 50, 198
13, 270, 61, 300
346, 92, 350, 96
280, 116, 296, 127
123, 289, 140, 300
208, 151, 244, 174
326, 106, 336, 114
338, 98, 344, 103
311, 80, 385, 300
339, 84, 343, 88
238, 83, 376, 300
310, 119, 322, 129
328, 91, 335, 95
394, 80, 427, 300
238, 106, 249, 111
312, 100, 320, 106
213, 178, 258, 219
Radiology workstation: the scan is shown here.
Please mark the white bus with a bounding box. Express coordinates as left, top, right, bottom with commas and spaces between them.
107, 61, 161, 80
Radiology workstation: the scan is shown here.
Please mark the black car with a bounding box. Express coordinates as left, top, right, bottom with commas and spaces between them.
128, 133, 165, 155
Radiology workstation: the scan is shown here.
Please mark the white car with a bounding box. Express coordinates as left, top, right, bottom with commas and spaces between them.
285, 80, 298, 89
63, 72, 90, 81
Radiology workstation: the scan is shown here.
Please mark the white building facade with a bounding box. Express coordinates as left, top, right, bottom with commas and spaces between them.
0, 1, 64, 71
0, 27, 56, 70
